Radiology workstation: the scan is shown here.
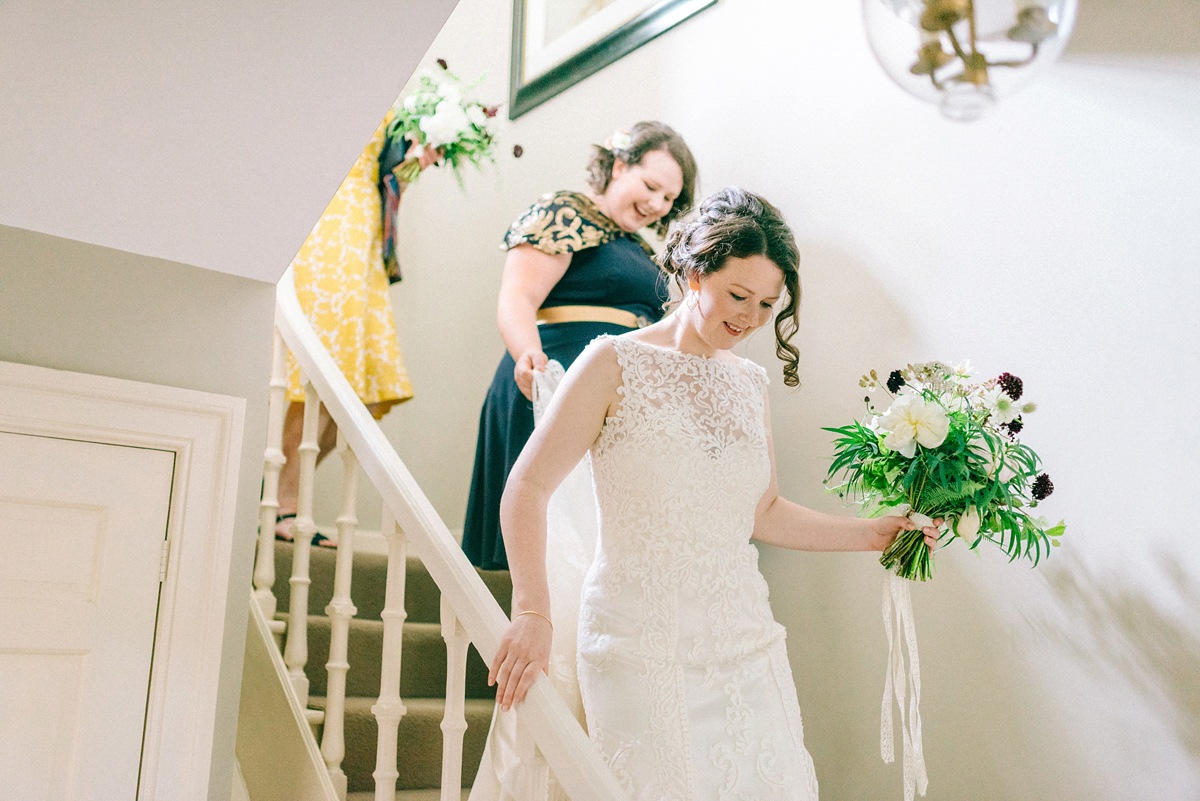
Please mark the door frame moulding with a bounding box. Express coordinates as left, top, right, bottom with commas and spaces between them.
0, 360, 246, 800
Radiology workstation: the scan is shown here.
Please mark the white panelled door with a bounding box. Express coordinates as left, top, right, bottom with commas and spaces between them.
0, 430, 174, 801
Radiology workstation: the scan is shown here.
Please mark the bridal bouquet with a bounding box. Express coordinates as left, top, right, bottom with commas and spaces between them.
384, 59, 502, 186
824, 362, 1065, 581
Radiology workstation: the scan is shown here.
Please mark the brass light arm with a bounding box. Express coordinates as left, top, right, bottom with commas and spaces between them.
967, 0, 978, 51
945, 24, 972, 62
990, 42, 1040, 69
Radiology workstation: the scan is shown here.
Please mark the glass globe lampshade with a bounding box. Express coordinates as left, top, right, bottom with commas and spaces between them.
863, 0, 1078, 121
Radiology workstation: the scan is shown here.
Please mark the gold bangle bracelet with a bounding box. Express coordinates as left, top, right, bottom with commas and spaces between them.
518, 610, 553, 629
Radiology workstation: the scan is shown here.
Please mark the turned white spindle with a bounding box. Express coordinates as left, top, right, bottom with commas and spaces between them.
321, 430, 359, 800
371, 507, 409, 800
440, 595, 470, 801
284, 381, 320, 705
253, 330, 289, 618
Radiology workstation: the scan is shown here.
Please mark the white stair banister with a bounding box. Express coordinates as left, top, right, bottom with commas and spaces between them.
284, 380, 320, 706
321, 430, 360, 799
371, 506, 408, 800
253, 330, 288, 619
439, 595, 470, 801
273, 267, 632, 801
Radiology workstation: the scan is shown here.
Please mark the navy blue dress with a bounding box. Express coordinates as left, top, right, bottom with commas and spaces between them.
462, 191, 667, 569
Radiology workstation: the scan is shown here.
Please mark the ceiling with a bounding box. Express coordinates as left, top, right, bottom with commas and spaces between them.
0, 0, 459, 283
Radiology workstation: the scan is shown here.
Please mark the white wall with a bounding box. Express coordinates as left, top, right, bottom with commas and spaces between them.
350, 0, 1200, 797
0, 224, 276, 800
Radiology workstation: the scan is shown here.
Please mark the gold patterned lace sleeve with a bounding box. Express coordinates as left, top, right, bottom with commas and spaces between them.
503, 191, 623, 255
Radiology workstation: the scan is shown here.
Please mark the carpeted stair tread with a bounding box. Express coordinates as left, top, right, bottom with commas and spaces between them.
287, 615, 495, 699
310, 695, 494, 792
273, 543, 511, 623
348, 791, 469, 801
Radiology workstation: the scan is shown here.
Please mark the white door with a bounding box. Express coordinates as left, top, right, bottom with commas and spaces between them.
0, 430, 174, 801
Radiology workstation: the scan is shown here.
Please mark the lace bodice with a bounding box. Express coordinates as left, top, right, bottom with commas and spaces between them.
583, 335, 785, 667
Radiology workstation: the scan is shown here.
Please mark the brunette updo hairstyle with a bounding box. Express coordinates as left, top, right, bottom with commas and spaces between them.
660, 187, 802, 387
586, 120, 698, 237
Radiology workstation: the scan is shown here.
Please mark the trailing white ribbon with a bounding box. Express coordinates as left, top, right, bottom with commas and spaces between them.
881, 514, 929, 801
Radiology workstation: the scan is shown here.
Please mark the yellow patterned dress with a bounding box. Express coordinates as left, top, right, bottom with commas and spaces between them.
286, 114, 413, 417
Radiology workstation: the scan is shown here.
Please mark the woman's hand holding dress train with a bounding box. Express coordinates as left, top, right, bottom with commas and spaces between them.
496, 245, 570, 400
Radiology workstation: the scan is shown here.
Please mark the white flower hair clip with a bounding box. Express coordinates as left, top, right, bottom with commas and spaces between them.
604, 129, 633, 152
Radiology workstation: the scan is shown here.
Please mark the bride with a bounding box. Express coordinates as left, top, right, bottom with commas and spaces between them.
489, 187, 938, 800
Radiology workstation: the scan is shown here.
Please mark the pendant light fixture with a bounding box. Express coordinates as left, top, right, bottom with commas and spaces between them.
863, 0, 1078, 121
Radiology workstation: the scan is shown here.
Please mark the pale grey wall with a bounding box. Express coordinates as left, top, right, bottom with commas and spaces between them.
0, 223, 275, 800
329, 0, 1200, 797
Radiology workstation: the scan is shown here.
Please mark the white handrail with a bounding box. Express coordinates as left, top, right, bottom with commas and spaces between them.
274, 267, 631, 801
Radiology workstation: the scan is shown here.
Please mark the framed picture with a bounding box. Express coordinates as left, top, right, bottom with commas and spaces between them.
509, 0, 717, 119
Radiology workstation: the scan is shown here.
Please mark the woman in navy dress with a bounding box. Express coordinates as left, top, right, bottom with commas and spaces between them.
463, 121, 698, 569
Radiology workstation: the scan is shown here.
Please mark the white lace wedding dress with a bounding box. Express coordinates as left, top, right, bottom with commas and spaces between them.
577, 335, 819, 801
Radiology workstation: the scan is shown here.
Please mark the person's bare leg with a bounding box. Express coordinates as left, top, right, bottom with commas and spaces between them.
276, 400, 388, 539
276, 402, 305, 539
277, 401, 337, 538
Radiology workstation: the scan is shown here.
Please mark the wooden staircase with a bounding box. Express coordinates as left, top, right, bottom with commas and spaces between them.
272, 541, 511, 799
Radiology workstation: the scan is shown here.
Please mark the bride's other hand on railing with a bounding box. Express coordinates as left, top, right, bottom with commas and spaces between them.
489, 611, 553, 711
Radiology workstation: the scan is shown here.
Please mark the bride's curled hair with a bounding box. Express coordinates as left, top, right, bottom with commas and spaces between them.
659, 187, 802, 386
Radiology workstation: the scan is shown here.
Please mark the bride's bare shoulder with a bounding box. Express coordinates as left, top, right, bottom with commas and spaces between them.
568, 336, 622, 385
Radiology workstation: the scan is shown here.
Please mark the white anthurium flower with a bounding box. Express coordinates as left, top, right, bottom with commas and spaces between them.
987, 388, 1022, 424
954, 506, 981, 540
437, 81, 462, 103
878, 392, 950, 458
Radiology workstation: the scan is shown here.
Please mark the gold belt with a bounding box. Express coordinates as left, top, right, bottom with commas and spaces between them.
536, 305, 647, 328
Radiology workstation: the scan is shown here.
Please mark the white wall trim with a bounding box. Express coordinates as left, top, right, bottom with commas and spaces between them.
0, 360, 246, 801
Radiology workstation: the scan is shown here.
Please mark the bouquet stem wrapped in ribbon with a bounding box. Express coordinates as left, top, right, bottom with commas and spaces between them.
825, 362, 1064, 800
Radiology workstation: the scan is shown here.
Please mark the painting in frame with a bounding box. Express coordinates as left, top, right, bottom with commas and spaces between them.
509, 0, 718, 119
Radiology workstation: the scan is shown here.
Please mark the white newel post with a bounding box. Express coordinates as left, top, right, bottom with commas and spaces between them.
253, 330, 288, 619
284, 381, 320, 706
372, 506, 409, 800
440, 595, 470, 801
322, 431, 359, 800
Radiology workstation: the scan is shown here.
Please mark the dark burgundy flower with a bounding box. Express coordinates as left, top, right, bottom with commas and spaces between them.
997, 372, 1023, 400
1003, 417, 1024, 436
436, 58, 449, 70
886, 370, 906, 394
1031, 473, 1054, 501
484, 105, 499, 118
512, 144, 524, 158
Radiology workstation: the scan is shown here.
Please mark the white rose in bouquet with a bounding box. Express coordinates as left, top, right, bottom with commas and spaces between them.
420, 99, 472, 148
466, 104, 488, 129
